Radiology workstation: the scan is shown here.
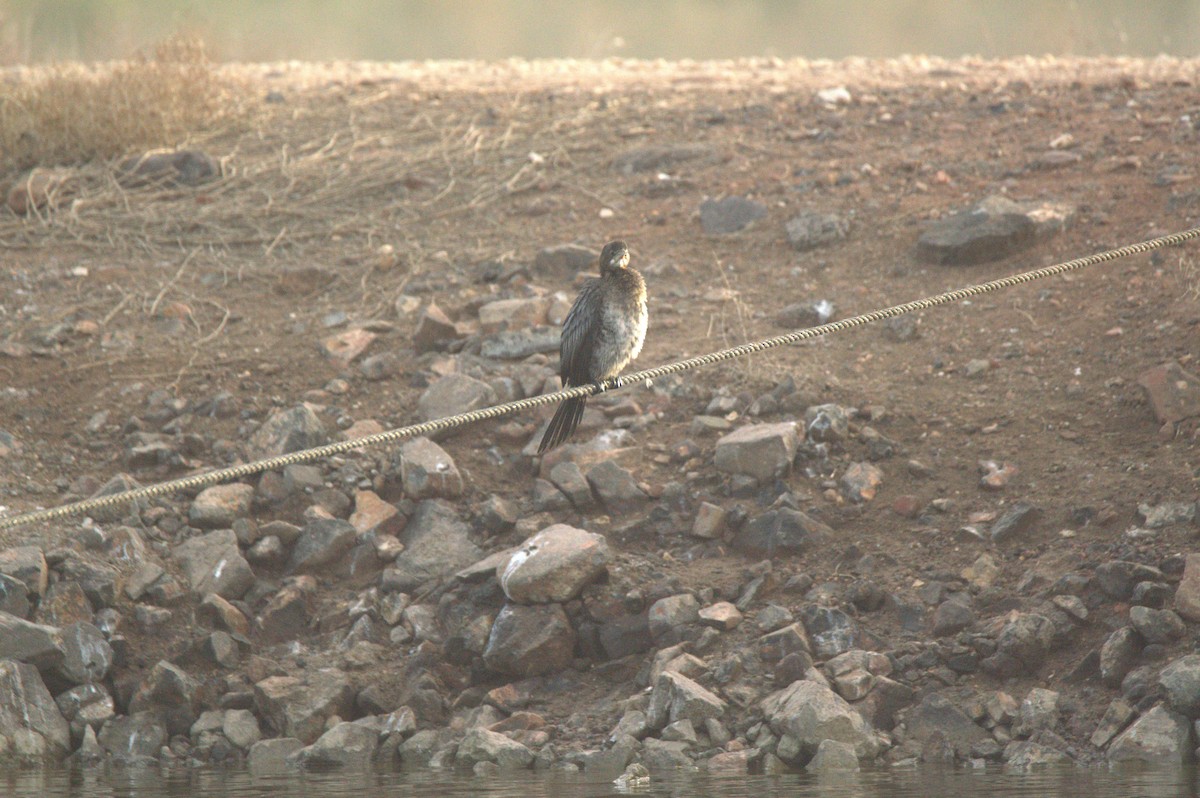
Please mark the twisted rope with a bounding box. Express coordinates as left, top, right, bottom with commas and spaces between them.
2, 225, 1197, 532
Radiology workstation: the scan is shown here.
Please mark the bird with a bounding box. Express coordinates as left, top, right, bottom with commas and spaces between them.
538, 240, 648, 453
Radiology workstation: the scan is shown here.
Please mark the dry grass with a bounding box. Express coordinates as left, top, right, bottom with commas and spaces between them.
0, 36, 229, 174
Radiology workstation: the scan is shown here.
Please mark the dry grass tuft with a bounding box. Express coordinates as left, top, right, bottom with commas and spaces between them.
0, 36, 230, 174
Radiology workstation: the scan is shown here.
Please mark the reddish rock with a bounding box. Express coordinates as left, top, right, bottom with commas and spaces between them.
349, 490, 405, 537
1138, 361, 1200, 425
321, 328, 377, 365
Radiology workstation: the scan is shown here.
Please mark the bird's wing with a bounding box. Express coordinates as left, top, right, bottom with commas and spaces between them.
560, 281, 599, 387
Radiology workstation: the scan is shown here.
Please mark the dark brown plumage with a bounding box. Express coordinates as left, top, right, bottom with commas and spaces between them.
538, 240, 648, 453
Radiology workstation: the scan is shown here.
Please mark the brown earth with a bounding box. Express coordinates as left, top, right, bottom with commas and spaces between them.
1, 56, 1200, 764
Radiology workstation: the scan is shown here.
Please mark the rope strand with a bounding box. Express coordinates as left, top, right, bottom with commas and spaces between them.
1, 225, 1196, 532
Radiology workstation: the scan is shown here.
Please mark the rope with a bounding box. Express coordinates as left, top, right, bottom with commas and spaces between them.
1, 225, 1197, 532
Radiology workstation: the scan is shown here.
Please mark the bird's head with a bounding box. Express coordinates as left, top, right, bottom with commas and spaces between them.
599, 240, 630, 274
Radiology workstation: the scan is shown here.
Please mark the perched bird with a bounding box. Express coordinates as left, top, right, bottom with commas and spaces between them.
538, 240, 648, 453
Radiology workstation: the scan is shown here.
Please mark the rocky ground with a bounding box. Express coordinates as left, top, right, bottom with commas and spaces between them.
1, 55, 1200, 775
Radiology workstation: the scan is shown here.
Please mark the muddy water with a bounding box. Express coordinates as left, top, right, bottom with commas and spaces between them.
1, 765, 1196, 798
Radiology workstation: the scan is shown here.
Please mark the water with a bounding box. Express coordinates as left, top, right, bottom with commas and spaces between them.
3, 0, 1199, 64
1, 765, 1197, 798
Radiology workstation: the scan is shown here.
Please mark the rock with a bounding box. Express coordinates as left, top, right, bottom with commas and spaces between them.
97, 712, 166, 761
321, 328, 377, 365
117, 149, 219, 186
757, 623, 812, 663
253, 671, 354, 744
360, 352, 402, 380
611, 144, 712, 174
806, 738, 860, 772
1174, 553, 1200, 622
1003, 741, 1069, 769
785, 211, 851, 251
456, 727, 534, 769
248, 405, 327, 458
479, 297, 547, 333
917, 195, 1036, 265
384, 500, 483, 592
222, 709, 261, 749
931, 599, 975, 637
197, 593, 249, 636
204, 631, 240, 669
804, 404, 850, 443
6, 169, 75, 215
585, 460, 647, 510
640, 737, 696, 771
1099, 627, 1143, 687
417, 374, 496, 422
299, 721, 378, 768
412, 302, 461, 353
647, 671, 726, 730
699, 196, 767, 234
173, 529, 255, 600
1138, 501, 1197, 528
903, 692, 988, 757
1090, 699, 1137, 748
483, 603, 575, 677
1107, 706, 1192, 765
0, 660, 70, 760
1138, 361, 1200, 426
774, 300, 835, 329
499, 524, 611, 604
55, 683, 114, 736
483, 327, 562, 360
0, 547, 47, 597
599, 615, 654, 660
990, 503, 1042, 543
533, 244, 595, 276
691, 502, 726, 539
1129, 606, 1185, 643
1015, 688, 1060, 736
56, 622, 112, 685
994, 613, 1056, 673
55, 557, 118, 610
248, 737, 304, 770
189, 483, 254, 528
0, 612, 63, 670
396, 437, 463, 500
800, 605, 859, 659
699, 602, 742, 630
853, 676, 914, 731
128, 661, 198, 736
0, 574, 30, 619
761, 680, 877, 761
733, 508, 831, 557
256, 578, 315, 642
648, 594, 700, 641
547, 462, 594, 509
349, 490, 405, 537
840, 462, 882, 503
1158, 655, 1200, 718
714, 422, 798, 482
287, 518, 356, 574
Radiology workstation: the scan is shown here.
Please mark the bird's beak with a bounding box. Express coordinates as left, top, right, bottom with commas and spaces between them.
618, 252, 630, 269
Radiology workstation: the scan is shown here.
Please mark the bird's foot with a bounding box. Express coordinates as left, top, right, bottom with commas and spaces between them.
594, 377, 623, 393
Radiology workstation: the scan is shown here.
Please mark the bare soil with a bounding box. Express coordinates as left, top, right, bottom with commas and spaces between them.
2, 56, 1200, 759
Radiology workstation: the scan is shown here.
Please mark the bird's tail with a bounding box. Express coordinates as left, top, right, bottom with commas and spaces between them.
538, 396, 587, 453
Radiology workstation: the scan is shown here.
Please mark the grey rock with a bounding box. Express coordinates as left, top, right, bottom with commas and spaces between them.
1174, 553, 1200, 623
806, 738, 860, 772
699, 196, 767, 234
189, 483, 254, 529
1096, 560, 1164, 601
599, 614, 654, 660
714, 422, 798, 482
248, 405, 327, 458
757, 622, 812, 663
917, 195, 1036, 265
456, 727, 533, 769
248, 737, 304, 771
56, 622, 112, 685
903, 692, 989, 757
641, 737, 696, 770
1107, 706, 1192, 765
256, 579, 315, 643
690, 502, 726, 539
385, 500, 483, 592
761, 680, 877, 761
800, 605, 859, 659
499, 524, 611, 604
840, 461, 883, 503
785, 211, 851, 251
97, 712, 166, 761
0, 659, 70, 760
733, 508, 831, 557
0, 574, 30, 619
1129, 606, 1186, 644
253, 671, 354, 744
481, 327, 561, 359
1158, 655, 1200, 718
54, 683, 114, 734
1137, 501, 1196, 528
173, 529, 254, 600
288, 518, 356, 574
646, 670, 726, 730
548, 462, 595, 509
483, 603, 575, 677
585, 460, 647, 511
117, 149, 218, 187
852, 676, 915, 731
412, 302, 461, 353
299, 721, 378, 768
931, 599, 975, 637
1014, 688, 1060, 737
417, 374, 496, 422
648, 594, 701, 641
1099, 626, 1143, 688
990, 503, 1042, 543
397, 437, 463, 500
223, 708, 261, 749
127, 660, 198, 736
55, 557, 118, 609
0, 612, 63, 671
755, 603, 794, 633
774, 300, 835, 329
805, 403, 850, 443
612, 144, 712, 175
994, 613, 1056, 673
0, 546, 47, 597
85, 474, 148, 523
1090, 699, 1136, 748
533, 244, 595, 276
1003, 740, 1069, 769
